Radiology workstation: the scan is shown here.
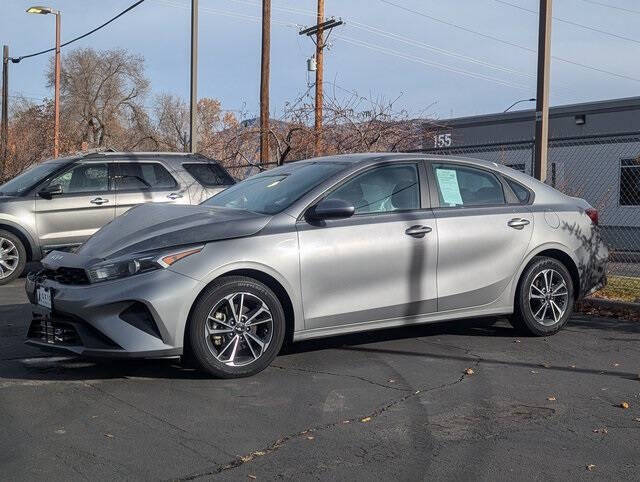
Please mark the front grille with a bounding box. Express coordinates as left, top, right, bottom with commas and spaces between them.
39, 267, 89, 285
28, 314, 82, 346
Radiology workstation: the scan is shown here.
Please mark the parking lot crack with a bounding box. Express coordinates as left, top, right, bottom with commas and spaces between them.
269, 364, 410, 391
176, 361, 479, 481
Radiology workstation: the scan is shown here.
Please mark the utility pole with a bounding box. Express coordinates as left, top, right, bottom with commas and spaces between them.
53, 11, 60, 158
314, 0, 324, 156
1, 45, 8, 170
299, 12, 343, 156
260, 0, 271, 165
189, 0, 198, 153
534, 0, 553, 182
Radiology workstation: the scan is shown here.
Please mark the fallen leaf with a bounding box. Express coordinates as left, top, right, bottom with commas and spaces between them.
514, 339, 521, 343
547, 396, 557, 402
464, 368, 474, 375
307, 436, 315, 440
633, 418, 640, 422
592, 427, 608, 434
248, 476, 257, 480
361, 417, 372, 423
586, 464, 596, 471
541, 362, 551, 368
252, 451, 265, 457
388, 379, 396, 383
54, 429, 66, 435
342, 420, 350, 424
530, 370, 538, 374
104, 433, 114, 439
620, 402, 630, 409
614, 363, 620, 367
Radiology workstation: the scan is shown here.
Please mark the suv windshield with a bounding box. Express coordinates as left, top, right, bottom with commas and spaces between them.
0, 161, 66, 196
204, 161, 348, 214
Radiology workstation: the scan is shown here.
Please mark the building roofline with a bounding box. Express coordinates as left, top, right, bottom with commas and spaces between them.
432, 96, 640, 129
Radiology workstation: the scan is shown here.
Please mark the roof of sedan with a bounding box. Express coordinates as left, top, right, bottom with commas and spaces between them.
308, 152, 498, 168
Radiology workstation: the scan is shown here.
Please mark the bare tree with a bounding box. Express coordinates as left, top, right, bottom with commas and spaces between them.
48, 47, 149, 149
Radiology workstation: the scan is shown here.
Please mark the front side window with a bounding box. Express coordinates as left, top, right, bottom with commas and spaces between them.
49, 163, 110, 194
620, 158, 640, 206
433, 164, 505, 207
183, 163, 235, 186
325, 164, 420, 215
115, 162, 177, 190
204, 161, 348, 214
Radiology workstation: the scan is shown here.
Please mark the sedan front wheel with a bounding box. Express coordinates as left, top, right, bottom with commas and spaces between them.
188, 276, 286, 378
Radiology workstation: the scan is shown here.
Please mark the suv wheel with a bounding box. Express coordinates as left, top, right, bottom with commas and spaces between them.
510, 256, 574, 336
188, 276, 286, 378
0, 230, 27, 285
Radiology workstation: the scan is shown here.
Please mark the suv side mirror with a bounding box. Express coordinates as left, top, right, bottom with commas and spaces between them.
38, 184, 63, 199
306, 199, 355, 221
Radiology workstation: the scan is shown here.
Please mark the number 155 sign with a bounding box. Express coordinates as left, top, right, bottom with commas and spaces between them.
433, 133, 452, 148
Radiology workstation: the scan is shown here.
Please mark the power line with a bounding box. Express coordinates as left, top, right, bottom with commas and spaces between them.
492, 0, 640, 45
11, 0, 147, 62
579, 0, 640, 15
379, 0, 640, 83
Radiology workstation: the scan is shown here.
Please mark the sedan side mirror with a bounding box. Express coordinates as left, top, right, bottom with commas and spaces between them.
306, 199, 355, 221
38, 184, 63, 199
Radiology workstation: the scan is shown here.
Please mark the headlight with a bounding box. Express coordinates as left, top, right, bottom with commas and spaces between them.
86, 246, 203, 283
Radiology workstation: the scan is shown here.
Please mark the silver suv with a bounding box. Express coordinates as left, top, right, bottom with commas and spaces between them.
0, 151, 235, 284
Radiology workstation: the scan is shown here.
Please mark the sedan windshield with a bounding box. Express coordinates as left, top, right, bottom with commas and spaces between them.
0, 161, 66, 196
204, 161, 348, 214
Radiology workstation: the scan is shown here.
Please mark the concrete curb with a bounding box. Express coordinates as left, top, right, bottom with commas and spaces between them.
579, 296, 640, 316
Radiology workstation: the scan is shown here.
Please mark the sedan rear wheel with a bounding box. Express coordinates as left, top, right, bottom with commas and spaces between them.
188, 276, 285, 378
510, 256, 574, 336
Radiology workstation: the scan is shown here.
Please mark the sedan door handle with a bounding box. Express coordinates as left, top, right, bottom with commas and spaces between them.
167, 192, 183, 200
89, 197, 109, 205
508, 218, 530, 230
405, 225, 432, 238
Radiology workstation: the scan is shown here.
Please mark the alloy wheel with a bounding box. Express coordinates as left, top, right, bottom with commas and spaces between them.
528, 268, 569, 326
0, 237, 20, 280
204, 292, 273, 367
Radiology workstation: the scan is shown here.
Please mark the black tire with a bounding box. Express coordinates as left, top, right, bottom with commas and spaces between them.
510, 256, 574, 336
0, 229, 27, 285
187, 276, 286, 378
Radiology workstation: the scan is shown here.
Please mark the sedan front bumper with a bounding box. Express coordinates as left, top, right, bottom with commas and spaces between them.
25, 267, 203, 359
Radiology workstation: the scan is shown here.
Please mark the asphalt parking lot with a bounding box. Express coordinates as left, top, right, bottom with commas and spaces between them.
1, 277, 639, 481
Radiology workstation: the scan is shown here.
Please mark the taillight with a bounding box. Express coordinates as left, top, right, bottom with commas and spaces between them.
585, 208, 599, 225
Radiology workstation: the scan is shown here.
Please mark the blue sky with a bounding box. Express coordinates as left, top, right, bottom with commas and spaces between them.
2, 0, 640, 121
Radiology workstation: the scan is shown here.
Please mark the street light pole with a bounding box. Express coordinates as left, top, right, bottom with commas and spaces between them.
27, 6, 61, 158
189, 0, 198, 153
504, 98, 536, 113
54, 11, 60, 158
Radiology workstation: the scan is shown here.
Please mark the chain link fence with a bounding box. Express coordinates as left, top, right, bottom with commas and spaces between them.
422, 133, 640, 302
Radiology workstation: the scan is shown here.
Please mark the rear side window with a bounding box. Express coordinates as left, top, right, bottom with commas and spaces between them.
433, 164, 505, 207
115, 162, 177, 190
183, 163, 234, 187
506, 178, 531, 204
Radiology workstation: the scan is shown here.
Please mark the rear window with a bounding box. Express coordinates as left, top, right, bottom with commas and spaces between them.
183, 163, 235, 187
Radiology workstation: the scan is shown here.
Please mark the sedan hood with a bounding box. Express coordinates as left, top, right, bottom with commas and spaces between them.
76, 203, 271, 260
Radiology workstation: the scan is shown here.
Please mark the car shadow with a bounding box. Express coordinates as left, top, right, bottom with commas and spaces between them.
3, 314, 637, 383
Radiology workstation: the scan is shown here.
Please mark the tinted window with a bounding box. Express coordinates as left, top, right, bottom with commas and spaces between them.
433, 164, 505, 207
326, 164, 420, 214
183, 163, 234, 186
506, 178, 531, 204
0, 161, 66, 195
205, 162, 347, 214
115, 162, 177, 190
620, 158, 640, 206
49, 163, 110, 194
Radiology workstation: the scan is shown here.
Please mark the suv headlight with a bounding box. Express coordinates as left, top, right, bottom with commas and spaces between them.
86, 246, 203, 283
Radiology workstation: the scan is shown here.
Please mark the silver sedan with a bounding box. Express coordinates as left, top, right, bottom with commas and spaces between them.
25, 154, 608, 378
